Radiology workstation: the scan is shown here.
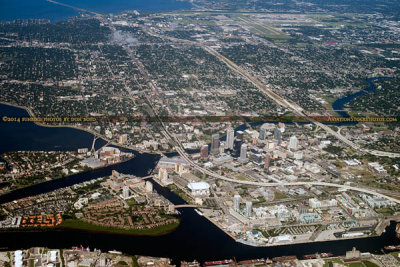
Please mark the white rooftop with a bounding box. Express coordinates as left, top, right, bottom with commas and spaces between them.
15, 251, 22, 267
188, 182, 210, 191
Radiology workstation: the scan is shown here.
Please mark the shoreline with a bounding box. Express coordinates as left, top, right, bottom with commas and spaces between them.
0, 101, 162, 155
1, 103, 400, 253
0, 220, 180, 237
0, 100, 109, 139
59, 218, 180, 237
0, 0, 195, 24
331, 76, 396, 117
0, 153, 137, 198
205, 217, 399, 248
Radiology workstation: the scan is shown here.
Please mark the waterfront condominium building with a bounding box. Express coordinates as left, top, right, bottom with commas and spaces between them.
210, 133, 220, 155
245, 201, 252, 217
159, 168, 169, 183
233, 194, 241, 212
226, 129, 235, 150
122, 186, 130, 199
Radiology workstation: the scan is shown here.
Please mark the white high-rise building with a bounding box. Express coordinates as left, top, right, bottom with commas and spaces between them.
233, 194, 241, 212
159, 168, 168, 183
122, 186, 130, 199
219, 142, 225, 154
239, 144, 248, 163
245, 201, 252, 217
226, 129, 234, 150
289, 135, 298, 151
145, 181, 153, 192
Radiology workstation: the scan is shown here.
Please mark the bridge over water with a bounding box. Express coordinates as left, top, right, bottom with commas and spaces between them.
173, 204, 200, 208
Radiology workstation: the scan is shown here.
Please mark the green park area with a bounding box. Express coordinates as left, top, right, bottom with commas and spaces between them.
59, 219, 179, 236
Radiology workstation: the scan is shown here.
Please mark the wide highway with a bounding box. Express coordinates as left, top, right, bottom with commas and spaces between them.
202, 46, 400, 158
95, 18, 400, 205
123, 24, 400, 205
141, 26, 400, 158
174, 145, 400, 205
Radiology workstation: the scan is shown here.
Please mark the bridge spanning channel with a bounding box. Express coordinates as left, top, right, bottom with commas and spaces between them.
173, 204, 200, 208
46, 0, 102, 15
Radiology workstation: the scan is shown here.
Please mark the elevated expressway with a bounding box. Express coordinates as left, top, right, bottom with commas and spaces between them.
142, 26, 400, 158
83, 18, 399, 206
174, 145, 400, 205
202, 46, 400, 158
129, 26, 400, 204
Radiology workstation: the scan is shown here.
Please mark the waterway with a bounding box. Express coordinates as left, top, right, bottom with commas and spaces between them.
0, 0, 192, 22
0, 103, 400, 263
0, 103, 107, 155
331, 77, 394, 118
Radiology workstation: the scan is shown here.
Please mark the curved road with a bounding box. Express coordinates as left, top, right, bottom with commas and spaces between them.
95, 18, 400, 206
141, 27, 400, 158
129, 25, 400, 204
174, 146, 400, 205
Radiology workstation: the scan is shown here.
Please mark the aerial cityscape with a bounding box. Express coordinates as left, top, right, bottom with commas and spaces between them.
0, 0, 399, 266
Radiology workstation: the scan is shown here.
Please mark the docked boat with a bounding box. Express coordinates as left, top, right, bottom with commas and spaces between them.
237, 259, 265, 265
71, 246, 89, 251
384, 245, 400, 251
195, 209, 203, 216
272, 256, 297, 262
304, 252, 333, 259
203, 259, 234, 266
181, 260, 200, 267
304, 254, 318, 259
108, 250, 122, 254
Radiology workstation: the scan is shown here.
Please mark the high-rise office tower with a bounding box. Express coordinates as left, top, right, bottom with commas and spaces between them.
236, 131, 244, 140
274, 128, 281, 144
200, 144, 209, 158
259, 128, 266, 141
252, 153, 263, 164
226, 129, 234, 150
239, 143, 248, 163
245, 201, 252, 217
289, 135, 298, 151
232, 138, 243, 158
219, 142, 225, 154
233, 194, 241, 212
210, 133, 220, 155
264, 154, 270, 170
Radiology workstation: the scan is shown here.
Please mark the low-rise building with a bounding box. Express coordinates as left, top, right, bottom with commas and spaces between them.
187, 182, 210, 196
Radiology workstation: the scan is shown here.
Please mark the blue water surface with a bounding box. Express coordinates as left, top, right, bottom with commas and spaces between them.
0, 0, 192, 22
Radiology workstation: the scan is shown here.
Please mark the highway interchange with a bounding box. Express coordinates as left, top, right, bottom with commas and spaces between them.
61, 9, 400, 207
134, 24, 400, 204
